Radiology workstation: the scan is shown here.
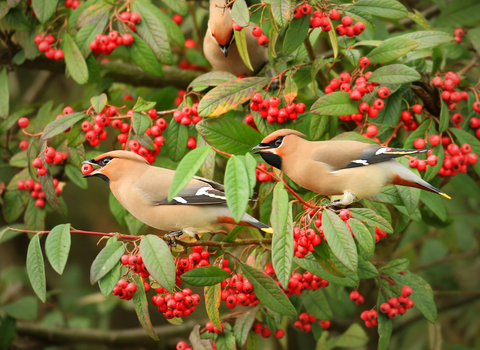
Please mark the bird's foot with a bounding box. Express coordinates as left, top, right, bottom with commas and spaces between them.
323, 200, 344, 208
164, 230, 183, 247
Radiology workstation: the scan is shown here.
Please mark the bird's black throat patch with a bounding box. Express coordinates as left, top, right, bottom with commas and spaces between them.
260, 153, 282, 170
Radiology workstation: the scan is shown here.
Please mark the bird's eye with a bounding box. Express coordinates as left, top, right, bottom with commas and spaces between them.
274, 138, 283, 147
102, 158, 111, 166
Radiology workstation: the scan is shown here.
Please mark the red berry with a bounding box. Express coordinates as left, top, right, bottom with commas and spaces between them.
19, 140, 28, 150
172, 14, 182, 25
252, 26, 262, 37
275, 329, 285, 338
18, 117, 29, 128
380, 303, 391, 313
413, 138, 426, 149
123, 34, 134, 46
366, 125, 378, 137
359, 57, 370, 67
349, 291, 359, 300
130, 12, 141, 23
252, 323, 263, 334
257, 35, 268, 46
81, 163, 94, 175
378, 87, 390, 98
341, 16, 353, 26
429, 134, 441, 146
427, 155, 438, 166
301, 3, 312, 15
261, 328, 272, 338
232, 22, 243, 31
329, 9, 340, 20
402, 285, 413, 297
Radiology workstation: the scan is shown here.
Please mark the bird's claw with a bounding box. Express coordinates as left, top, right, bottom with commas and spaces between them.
165, 230, 183, 247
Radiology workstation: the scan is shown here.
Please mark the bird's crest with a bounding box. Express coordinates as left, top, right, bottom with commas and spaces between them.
93, 150, 149, 164
260, 129, 306, 144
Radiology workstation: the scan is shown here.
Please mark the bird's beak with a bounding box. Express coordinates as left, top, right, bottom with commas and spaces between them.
82, 159, 103, 177
252, 144, 271, 154
219, 43, 230, 57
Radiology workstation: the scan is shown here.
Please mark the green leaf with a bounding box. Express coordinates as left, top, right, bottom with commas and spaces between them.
133, 1, 173, 65
140, 235, 176, 291
198, 77, 269, 117
224, 156, 250, 222
295, 254, 359, 287
357, 256, 378, 279
3, 8, 33, 31
67, 123, 86, 147
470, 27, 480, 56
196, 117, 262, 155
379, 259, 409, 275
283, 16, 310, 56
65, 164, 88, 189
322, 210, 357, 272
125, 31, 164, 77
271, 184, 293, 289
132, 274, 159, 340
244, 153, 257, 197
367, 64, 421, 85
349, 208, 393, 233
391, 271, 437, 323
345, 7, 374, 30
302, 290, 332, 320
375, 89, 402, 126
98, 261, 121, 297
407, 9, 431, 30
404, 119, 429, 149
90, 94, 107, 114
109, 192, 128, 227
377, 295, 392, 350
26, 234, 47, 302
328, 18, 338, 59
133, 97, 156, 112
189, 71, 237, 90
0, 68, 8, 118
246, 331, 258, 350
131, 112, 151, 136
240, 262, 297, 316
349, 218, 374, 257
23, 198, 45, 231
231, 0, 249, 27
125, 214, 145, 236
312, 246, 346, 277
0, 108, 34, 135
181, 266, 230, 286
439, 99, 449, 133
3, 190, 30, 224
328, 323, 368, 347
168, 146, 213, 201
75, 9, 109, 57
45, 224, 71, 275
2, 297, 38, 321
424, 145, 444, 182
367, 38, 420, 64
352, 0, 407, 19
233, 307, 258, 347
311, 92, 359, 117
283, 75, 298, 105
396, 31, 453, 50
310, 115, 329, 141
421, 189, 447, 222
271, 0, 291, 28
90, 241, 125, 284
148, 3, 185, 47
75, 2, 111, 28
437, 0, 480, 27
450, 128, 480, 177
216, 331, 236, 350
40, 112, 86, 142
343, 49, 360, 66
204, 283, 222, 329
160, 0, 188, 16
165, 119, 188, 162
63, 33, 89, 84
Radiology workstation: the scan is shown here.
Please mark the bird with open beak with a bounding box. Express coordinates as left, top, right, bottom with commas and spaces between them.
83, 150, 272, 245
253, 129, 450, 206
203, 0, 268, 77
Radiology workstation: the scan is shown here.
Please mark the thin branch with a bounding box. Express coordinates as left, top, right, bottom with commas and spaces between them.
457, 53, 480, 76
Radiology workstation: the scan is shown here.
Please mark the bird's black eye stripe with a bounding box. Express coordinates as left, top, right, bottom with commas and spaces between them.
270, 136, 284, 148
99, 157, 113, 166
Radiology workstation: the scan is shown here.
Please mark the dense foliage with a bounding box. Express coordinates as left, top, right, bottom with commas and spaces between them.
1, 0, 480, 349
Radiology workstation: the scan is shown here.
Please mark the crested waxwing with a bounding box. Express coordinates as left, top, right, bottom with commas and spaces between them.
203, 0, 268, 77
82, 151, 272, 245
253, 129, 451, 206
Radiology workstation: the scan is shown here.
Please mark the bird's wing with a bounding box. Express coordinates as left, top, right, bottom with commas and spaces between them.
310, 141, 427, 171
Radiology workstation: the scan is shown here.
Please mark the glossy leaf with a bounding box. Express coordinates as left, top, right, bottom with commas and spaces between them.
165, 118, 188, 162
349, 208, 393, 233
271, 184, 293, 289
311, 92, 360, 117
424, 145, 444, 181
98, 261, 121, 297
198, 77, 269, 117
349, 218, 374, 257
40, 112, 86, 142
197, 117, 262, 155
168, 146, 213, 201
296, 253, 358, 287
140, 235, 176, 291
224, 155, 250, 222
439, 99, 449, 132
26, 234, 47, 302
216, 331, 236, 350
310, 114, 329, 140
343, 49, 361, 66
132, 274, 159, 340
205, 283, 222, 329
181, 266, 230, 286
303, 290, 332, 320
283, 15, 310, 56
322, 210, 357, 272
45, 224, 71, 275
367, 38, 420, 64
132, 112, 151, 136
231, 0, 249, 27
90, 241, 125, 284
90, 94, 107, 114
357, 256, 378, 279
234, 307, 258, 347
345, 7, 374, 30
125, 31, 164, 77
271, 0, 291, 28
328, 18, 338, 59
397, 31, 453, 50
367, 64, 421, 85
352, 0, 407, 19
189, 71, 237, 90
375, 90, 402, 126
380, 259, 409, 275
241, 262, 297, 316
236, 30, 254, 72
63, 33, 89, 84
75, 8, 109, 57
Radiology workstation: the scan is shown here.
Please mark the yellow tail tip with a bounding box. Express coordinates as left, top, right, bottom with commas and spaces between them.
262, 227, 274, 234
440, 192, 451, 200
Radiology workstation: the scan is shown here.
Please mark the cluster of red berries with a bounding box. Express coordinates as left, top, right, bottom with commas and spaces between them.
453, 28, 465, 44
119, 11, 142, 32
330, 11, 366, 37
251, 26, 268, 46
89, 32, 134, 56
176, 246, 212, 284
19, 106, 74, 131
220, 273, 259, 309
293, 227, 322, 259
152, 286, 201, 319
111, 253, 151, 300
32, 147, 67, 176
173, 104, 203, 125
469, 116, 480, 139
374, 227, 388, 242
252, 323, 285, 338
174, 90, 186, 107
175, 341, 194, 350
205, 321, 224, 335
349, 291, 365, 305
432, 71, 468, 111
294, 313, 331, 332
34, 34, 64, 60
359, 308, 379, 328
64, 0, 81, 9
255, 163, 275, 182
265, 264, 329, 297
376, 286, 414, 320
17, 178, 62, 208
112, 278, 139, 300
248, 94, 307, 124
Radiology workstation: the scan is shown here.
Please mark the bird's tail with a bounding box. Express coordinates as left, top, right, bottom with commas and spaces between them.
218, 214, 273, 234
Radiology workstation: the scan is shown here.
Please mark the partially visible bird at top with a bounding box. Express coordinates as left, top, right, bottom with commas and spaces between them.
253, 129, 451, 207
82, 151, 272, 245
203, 0, 269, 77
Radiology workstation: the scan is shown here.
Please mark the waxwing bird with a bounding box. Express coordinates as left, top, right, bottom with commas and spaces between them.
253, 129, 451, 206
203, 0, 268, 77
82, 151, 272, 245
